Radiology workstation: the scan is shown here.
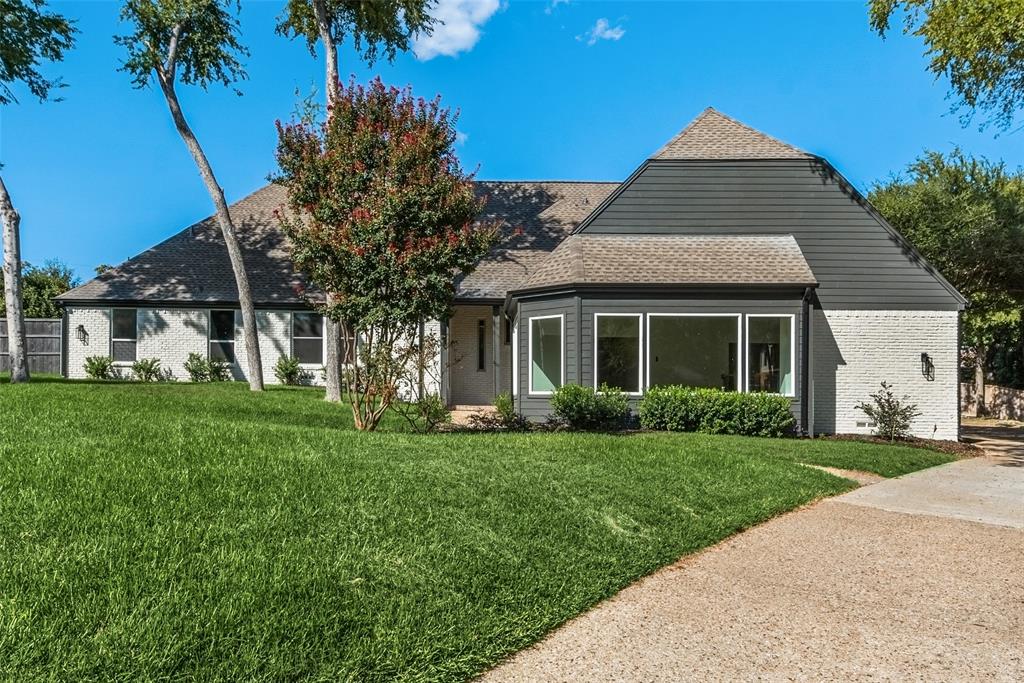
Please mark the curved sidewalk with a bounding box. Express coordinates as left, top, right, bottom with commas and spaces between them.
484, 445, 1024, 681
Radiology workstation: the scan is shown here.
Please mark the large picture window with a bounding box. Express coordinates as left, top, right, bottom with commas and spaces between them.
209, 310, 237, 364
111, 308, 138, 362
292, 312, 324, 365
746, 315, 794, 396
529, 315, 563, 394
647, 314, 740, 391
595, 314, 642, 393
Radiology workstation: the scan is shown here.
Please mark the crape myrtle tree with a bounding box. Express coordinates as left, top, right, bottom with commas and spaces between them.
0, 0, 76, 383
869, 0, 1024, 130
276, 0, 435, 402
116, 0, 265, 390
870, 150, 1024, 413
275, 78, 497, 430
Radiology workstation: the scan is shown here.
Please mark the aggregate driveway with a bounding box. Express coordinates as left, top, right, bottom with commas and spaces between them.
484, 444, 1024, 681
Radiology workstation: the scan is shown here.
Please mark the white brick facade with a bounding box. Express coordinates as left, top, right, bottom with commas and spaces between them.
812, 309, 959, 440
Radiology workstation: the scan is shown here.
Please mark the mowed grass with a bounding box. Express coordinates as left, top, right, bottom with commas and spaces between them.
0, 381, 949, 680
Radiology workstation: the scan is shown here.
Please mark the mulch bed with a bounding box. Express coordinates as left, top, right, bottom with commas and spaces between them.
819, 433, 983, 458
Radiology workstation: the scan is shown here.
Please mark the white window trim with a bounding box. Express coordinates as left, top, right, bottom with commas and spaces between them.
744, 314, 796, 398
511, 316, 519, 397
208, 309, 239, 366
593, 313, 644, 396
110, 307, 138, 365
291, 311, 326, 368
527, 314, 564, 396
645, 313, 743, 392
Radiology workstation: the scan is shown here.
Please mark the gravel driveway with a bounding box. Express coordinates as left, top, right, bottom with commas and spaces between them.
483, 444, 1024, 681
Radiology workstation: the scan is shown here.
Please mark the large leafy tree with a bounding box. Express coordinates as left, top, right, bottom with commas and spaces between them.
870, 150, 1024, 411
275, 78, 496, 430
0, 0, 76, 383
116, 0, 265, 390
276, 0, 435, 402
869, 0, 1024, 130
0, 260, 78, 319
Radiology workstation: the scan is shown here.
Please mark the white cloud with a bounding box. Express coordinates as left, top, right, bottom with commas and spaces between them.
413, 0, 501, 60
545, 0, 570, 15
455, 131, 470, 146
578, 18, 625, 46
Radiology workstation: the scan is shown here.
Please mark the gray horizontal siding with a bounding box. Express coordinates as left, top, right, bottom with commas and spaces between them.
516, 296, 578, 419
580, 159, 961, 310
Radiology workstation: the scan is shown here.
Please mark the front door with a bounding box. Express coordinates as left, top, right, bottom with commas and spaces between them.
449, 306, 495, 406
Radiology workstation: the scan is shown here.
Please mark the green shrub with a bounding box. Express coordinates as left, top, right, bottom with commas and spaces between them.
416, 394, 451, 432
131, 358, 172, 382
207, 359, 231, 382
639, 386, 795, 438
469, 392, 530, 431
184, 353, 231, 383
274, 356, 310, 386
550, 383, 631, 431
84, 356, 117, 380
855, 381, 921, 442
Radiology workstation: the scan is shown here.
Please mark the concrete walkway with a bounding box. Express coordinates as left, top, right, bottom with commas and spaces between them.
484, 444, 1024, 681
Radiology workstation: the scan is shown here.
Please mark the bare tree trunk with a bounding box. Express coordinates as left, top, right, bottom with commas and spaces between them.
156, 74, 264, 391
974, 346, 987, 417
0, 174, 29, 383
312, 0, 344, 402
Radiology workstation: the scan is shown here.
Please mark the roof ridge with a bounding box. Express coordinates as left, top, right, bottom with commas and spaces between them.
651, 107, 811, 160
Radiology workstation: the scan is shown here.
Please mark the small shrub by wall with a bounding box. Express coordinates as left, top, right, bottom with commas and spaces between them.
550, 384, 630, 431
639, 386, 795, 438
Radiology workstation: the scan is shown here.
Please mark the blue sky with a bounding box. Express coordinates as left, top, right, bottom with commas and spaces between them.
2, 0, 1023, 281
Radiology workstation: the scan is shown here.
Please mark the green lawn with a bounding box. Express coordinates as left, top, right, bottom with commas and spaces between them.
0, 380, 953, 680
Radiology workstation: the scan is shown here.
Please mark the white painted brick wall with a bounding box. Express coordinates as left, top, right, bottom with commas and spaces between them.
137, 308, 207, 380
66, 307, 110, 378
812, 309, 959, 440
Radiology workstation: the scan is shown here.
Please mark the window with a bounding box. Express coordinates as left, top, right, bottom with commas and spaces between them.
528, 315, 563, 394
746, 315, 794, 396
595, 314, 642, 394
111, 308, 137, 362
477, 319, 486, 371
292, 312, 324, 365
503, 316, 511, 345
209, 310, 237, 363
647, 314, 740, 391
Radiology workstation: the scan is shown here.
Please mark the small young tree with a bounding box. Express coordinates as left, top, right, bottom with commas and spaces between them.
275, 78, 497, 430
856, 381, 922, 442
276, 0, 435, 403
1, 0, 76, 383
116, 0, 265, 391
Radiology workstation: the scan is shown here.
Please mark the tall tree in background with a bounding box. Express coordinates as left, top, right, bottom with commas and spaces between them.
870, 150, 1024, 413
276, 0, 435, 402
275, 79, 496, 430
0, 0, 76, 383
869, 0, 1024, 130
0, 260, 79, 319
117, 0, 264, 390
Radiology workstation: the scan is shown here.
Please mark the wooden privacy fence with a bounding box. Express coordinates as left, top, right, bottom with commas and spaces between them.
0, 318, 62, 375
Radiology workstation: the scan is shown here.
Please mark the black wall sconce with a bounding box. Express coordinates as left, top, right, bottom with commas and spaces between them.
76, 324, 88, 345
920, 352, 934, 381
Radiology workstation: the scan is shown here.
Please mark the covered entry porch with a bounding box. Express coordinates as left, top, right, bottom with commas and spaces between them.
442, 304, 512, 408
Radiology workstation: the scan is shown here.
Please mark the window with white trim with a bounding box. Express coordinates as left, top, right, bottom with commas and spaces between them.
111, 308, 138, 362
595, 314, 642, 394
209, 310, 237, 364
746, 315, 794, 396
292, 312, 324, 365
647, 314, 740, 391
529, 315, 563, 394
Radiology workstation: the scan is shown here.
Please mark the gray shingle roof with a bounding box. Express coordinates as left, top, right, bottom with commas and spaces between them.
57, 181, 619, 305
653, 108, 811, 160
519, 234, 817, 292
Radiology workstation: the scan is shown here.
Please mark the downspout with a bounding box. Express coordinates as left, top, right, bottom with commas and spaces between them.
801, 287, 813, 437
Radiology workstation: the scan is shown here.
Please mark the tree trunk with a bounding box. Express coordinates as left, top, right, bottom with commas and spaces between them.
312, 0, 344, 402
974, 346, 987, 417
156, 75, 264, 390
0, 174, 29, 383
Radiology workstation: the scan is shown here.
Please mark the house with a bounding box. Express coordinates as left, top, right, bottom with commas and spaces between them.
57, 109, 966, 439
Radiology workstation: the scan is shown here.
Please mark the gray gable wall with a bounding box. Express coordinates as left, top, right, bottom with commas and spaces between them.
575, 158, 965, 311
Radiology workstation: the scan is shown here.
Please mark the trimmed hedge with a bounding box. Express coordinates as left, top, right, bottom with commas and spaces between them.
550, 383, 631, 431
639, 386, 796, 438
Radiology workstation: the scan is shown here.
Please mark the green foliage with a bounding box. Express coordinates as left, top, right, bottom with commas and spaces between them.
131, 357, 172, 382
856, 381, 922, 442
413, 393, 450, 433
273, 355, 310, 386
869, 0, 1024, 129
275, 78, 497, 430
468, 392, 529, 432
83, 355, 117, 380
116, 0, 248, 91
550, 383, 631, 432
639, 386, 796, 438
184, 352, 230, 382
0, 0, 77, 105
276, 0, 434, 66
0, 259, 78, 318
